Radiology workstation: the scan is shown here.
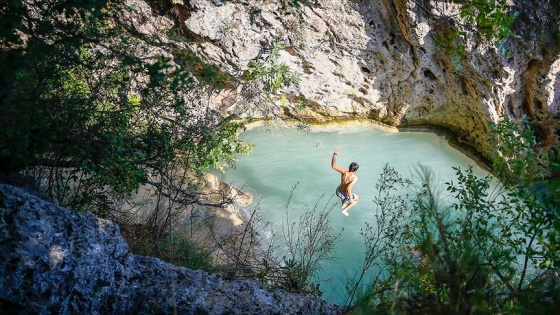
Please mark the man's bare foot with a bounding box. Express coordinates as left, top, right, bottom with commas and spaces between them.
342, 209, 349, 216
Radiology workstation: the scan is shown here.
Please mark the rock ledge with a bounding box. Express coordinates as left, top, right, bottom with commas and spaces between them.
0, 184, 343, 314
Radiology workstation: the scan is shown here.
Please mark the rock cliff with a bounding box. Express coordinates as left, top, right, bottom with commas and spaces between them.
150, 0, 559, 157
0, 184, 343, 314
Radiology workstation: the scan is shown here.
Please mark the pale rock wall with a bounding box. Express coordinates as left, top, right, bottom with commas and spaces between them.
172, 0, 559, 157
545, 59, 560, 113
500, 0, 560, 147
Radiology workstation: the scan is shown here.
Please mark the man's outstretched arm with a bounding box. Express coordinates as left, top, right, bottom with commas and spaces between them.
331, 150, 345, 173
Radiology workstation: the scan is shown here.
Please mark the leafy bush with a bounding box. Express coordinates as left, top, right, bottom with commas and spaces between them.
347, 118, 560, 313
123, 223, 214, 272
489, 115, 550, 186
244, 38, 301, 93
280, 191, 339, 294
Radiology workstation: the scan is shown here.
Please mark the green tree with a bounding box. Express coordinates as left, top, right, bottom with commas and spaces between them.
0, 0, 251, 215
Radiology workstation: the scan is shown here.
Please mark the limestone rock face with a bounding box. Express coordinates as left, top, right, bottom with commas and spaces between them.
0, 184, 342, 314
172, 0, 560, 156
500, 0, 560, 147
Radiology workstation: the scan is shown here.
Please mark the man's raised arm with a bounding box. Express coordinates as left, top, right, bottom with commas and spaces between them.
331, 150, 344, 173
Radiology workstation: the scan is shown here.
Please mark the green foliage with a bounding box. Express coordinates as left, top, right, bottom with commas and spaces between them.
144, 0, 173, 15
173, 48, 234, 90
431, 0, 515, 61
349, 118, 560, 313
434, 30, 466, 70
280, 189, 339, 294
351, 166, 559, 313
490, 115, 549, 186
452, 0, 514, 43
280, 258, 321, 294
344, 164, 414, 306
489, 116, 560, 276
123, 225, 214, 272
240, 35, 304, 124
184, 117, 254, 173
0, 0, 252, 215
244, 38, 300, 93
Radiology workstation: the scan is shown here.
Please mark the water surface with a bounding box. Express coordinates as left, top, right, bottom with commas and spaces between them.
216, 123, 492, 304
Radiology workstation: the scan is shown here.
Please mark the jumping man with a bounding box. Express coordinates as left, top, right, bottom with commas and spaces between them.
331, 150, 360, 216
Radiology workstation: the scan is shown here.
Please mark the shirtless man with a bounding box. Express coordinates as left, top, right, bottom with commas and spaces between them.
331, 150, 360, 216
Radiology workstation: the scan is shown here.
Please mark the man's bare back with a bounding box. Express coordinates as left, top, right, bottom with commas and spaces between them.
331, 150, 360, 216
338, 172, 357, 194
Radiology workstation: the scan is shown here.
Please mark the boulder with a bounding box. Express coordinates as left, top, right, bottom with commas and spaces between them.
0, 184, 343, 314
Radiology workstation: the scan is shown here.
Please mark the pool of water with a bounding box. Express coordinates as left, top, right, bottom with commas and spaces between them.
215, 123, 493, 304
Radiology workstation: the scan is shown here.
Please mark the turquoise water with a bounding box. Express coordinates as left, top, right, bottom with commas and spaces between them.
216, 124, 492, 304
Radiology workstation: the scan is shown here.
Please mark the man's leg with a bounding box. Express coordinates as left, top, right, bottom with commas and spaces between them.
341, 195, 350, 215
336, 189, 348, 208
342, 194, 360, 212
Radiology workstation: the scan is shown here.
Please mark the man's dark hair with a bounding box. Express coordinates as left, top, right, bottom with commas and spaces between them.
349, 162, 359, 172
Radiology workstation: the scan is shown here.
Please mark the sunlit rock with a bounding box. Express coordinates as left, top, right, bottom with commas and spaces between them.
158, 0, 559, 156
